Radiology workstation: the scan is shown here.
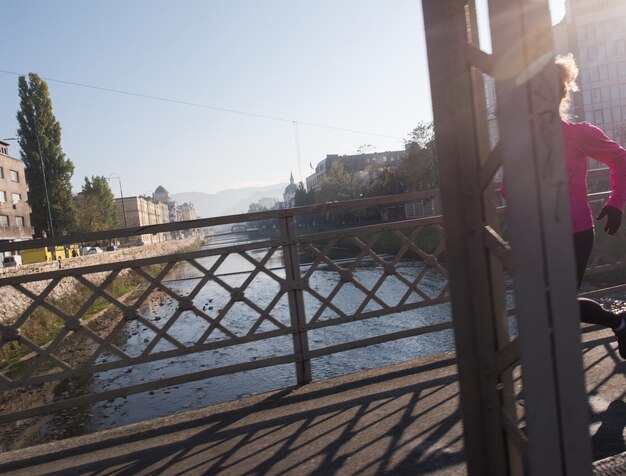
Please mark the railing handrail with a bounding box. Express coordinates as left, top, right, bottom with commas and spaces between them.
0, 190, 440, 253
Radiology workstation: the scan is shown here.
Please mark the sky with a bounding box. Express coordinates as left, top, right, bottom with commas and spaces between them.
0, 0, 566, 198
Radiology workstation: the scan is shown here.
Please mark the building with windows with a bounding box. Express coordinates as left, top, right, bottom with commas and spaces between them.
115, 195, 169, 245
178, 202, 197, 221
0, 141, 34, 243
151, 185, 198, 238
153, 185, 179, 224
305, 150, 407, 192
555, 0, 626, 144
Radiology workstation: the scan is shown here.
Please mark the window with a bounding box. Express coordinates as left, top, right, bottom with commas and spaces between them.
589, 67, 600, 82
0, 167, 4, 179
586, 24, 596, 39
9, 170, 19, 183
607, 42, 616, 57
580, 68, 589, 85
599, 64, 608, 80
617, 39, 626, 56
599, 44, 607, 60
620, 83, 626, 98
0, 216, 8, 227
609, 63, 618, 79
594, 110, 604, 124
592, 88, 602, 103
15, 216, 24, 227
583, 90, 592, 106
11, 193, 21, 204
612, 84, 621, 101
614, 106, 622, 123
604, 108, 613, 124
588, 46, 597, 60
0, 191, 5, 203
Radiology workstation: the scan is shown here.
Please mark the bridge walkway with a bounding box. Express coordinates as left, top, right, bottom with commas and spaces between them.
0, 325, 625, 475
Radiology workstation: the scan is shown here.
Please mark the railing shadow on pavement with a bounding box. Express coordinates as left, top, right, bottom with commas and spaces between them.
0, 355, 465, 475
591, 399, 626, 461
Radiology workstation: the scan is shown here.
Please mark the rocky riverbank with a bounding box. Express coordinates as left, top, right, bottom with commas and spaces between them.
0, 238, 200, 325
0, 237, 200, 452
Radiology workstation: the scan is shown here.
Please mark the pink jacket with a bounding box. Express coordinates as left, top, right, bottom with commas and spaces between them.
563, 120, 626, 233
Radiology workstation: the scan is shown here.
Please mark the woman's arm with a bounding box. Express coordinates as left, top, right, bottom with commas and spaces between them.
582, 123, 626, 234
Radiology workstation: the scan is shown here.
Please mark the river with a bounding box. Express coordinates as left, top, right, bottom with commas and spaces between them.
44, 232, 458, 439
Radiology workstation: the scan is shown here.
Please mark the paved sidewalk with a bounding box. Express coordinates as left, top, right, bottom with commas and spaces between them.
0, 325, 625, 475
0, 353, 464, 475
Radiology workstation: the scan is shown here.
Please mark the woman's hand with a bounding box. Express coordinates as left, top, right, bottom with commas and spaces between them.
596, 205, 623, 235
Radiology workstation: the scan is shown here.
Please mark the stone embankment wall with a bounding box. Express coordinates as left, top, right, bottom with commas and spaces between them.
0, 238, 199, 325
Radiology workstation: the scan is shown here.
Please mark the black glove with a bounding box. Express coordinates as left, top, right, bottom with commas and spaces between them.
596, 205, 623, 235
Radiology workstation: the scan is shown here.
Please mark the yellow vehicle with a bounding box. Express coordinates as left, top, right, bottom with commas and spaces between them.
21, 247, 54, 264
20, 245, 76, 264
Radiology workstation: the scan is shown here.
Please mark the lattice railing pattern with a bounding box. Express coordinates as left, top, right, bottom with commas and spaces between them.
0, 191, 624, 426
0, 204, 454, 424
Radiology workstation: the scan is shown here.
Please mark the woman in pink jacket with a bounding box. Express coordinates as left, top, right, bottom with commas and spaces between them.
556, 53, 626, 358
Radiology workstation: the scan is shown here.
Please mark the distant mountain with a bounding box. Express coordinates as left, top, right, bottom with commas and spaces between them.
173, 183, 288, 218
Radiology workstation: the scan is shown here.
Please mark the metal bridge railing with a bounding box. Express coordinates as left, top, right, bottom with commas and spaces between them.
0, 189, 624, 428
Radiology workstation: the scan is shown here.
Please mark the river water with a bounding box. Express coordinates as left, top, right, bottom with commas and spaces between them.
45, 232, 457, 438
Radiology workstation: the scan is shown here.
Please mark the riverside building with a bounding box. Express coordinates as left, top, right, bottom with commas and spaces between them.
0, 140, 34, 244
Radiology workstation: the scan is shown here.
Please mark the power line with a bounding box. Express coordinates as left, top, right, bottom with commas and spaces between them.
0, 69, 405, 141
293, 121, 303, 183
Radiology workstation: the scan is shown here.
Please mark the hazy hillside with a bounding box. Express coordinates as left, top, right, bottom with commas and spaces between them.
173, 183, 287, 218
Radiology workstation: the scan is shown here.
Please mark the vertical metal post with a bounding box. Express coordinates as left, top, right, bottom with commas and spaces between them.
422, 0, 592, 473
422, 2, 510, 473
279, 214, 312, 384
467, 1, 523, 473
488, 1, 592, 473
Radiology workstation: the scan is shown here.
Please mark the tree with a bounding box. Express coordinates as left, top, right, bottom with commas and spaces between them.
74, 176, 120, 233
405, 122, 435, 148
317, 162, 353, 203
315, 162, 366, 224
294, 181, 319, 226
367, 166, 406, 197
247, 202, 268, 213
294, 181, 314, 207
318, 161, 366, 204
401, 122, 438, 191
16, 73, 76, 236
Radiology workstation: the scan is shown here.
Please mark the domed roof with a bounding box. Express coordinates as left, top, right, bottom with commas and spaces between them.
155, 185, 169, 194
284, 172, 298, 195
284, 182, 298, 194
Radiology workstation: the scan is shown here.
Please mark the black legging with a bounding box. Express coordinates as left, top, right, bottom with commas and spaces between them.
574, 228, 621, 328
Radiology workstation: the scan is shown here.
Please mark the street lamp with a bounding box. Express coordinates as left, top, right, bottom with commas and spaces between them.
107, 173, 128, 230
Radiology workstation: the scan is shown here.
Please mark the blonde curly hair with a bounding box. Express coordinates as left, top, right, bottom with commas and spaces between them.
555, 53, 579, 120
